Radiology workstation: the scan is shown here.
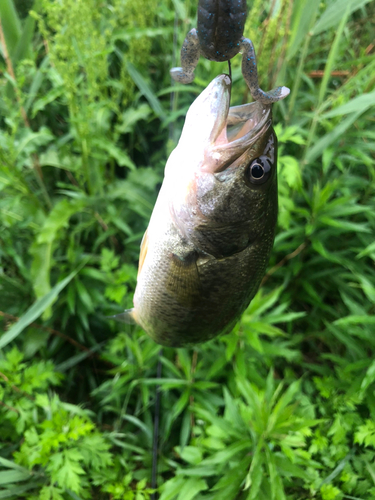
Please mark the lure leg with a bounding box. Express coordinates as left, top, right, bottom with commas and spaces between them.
240, 37, 290, 104
170, 29, 200, 84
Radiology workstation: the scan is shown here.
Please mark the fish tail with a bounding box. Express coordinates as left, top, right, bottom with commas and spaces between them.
107, 308, 136, 324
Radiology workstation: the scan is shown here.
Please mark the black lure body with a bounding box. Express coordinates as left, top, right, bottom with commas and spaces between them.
170, 0, 289, 104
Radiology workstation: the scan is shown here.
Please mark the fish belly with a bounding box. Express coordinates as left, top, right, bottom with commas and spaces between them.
133, 218, 274, 347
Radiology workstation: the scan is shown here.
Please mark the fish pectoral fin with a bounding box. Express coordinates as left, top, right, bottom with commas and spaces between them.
107, 309, 136, 325
138, 228, 149, 277
167, 251, 201, 309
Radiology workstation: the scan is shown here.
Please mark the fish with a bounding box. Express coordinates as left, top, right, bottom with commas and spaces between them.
113, 74, 278, 347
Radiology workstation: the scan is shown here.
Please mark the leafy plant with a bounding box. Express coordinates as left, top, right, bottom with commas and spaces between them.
1, 0, 375, 498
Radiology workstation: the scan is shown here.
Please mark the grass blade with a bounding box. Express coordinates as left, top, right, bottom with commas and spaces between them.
12, 1, 39, 64
312, 0, 372, 34
287, 0, 320, 60
65, 489, 84, 500
0, 263, 87, 350
317, 5, 351, 107
286, 2, 319, 121
319, 449, 354, 486
55, 342, 104, 372
305, 109, 363, 164
0, 459, 29, 473
0, 483, 41, 499
304, 5, 353, 161
322, 91, 375, 118
126, 62, 167, 121
24, 55, 49, 113
0, 471, 31, 485
0, 0, 21, 57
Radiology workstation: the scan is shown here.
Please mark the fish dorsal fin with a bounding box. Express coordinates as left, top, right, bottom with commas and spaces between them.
107, 309, 136, 324
138, 228, 149, 277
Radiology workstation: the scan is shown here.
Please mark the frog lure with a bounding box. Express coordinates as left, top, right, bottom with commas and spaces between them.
170, 0, 289, 104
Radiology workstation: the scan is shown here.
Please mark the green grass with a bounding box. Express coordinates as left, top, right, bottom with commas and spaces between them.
0, 0, 375, 499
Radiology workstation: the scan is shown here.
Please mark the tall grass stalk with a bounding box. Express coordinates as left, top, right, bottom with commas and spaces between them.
0, 0, 21, 58
303, 5, 351, 164
0, 16, 51, 209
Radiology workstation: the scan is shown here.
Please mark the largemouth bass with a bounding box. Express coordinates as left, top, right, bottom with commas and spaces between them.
116, 74, 278, 347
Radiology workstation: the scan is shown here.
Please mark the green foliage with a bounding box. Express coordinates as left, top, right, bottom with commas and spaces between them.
0, 347, 154, 499
1, 0, 375, 498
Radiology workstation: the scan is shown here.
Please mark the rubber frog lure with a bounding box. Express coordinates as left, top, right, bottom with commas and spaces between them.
170, 0, 289, 104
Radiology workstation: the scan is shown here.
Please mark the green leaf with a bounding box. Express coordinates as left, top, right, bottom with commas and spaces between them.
312, 0, 373, 34
305, 109, 364, 164
274, 455, 312, 481
245, 288, 283, 318
0, 0, 21, 57
54, 342, 104, 372
0, 470, 31, 485
122, 415, 152, 442
30, 199, 86, 318
0, 458, 30, 473
357, 241, 375, 259
12, 3, 38, 64
0, 266, 84, 350
15, 127, 54, 158
176, 446, 203, 466
175, 466, 217, 477
201, 440, 251, 466
29, 241, 53, 310
159, 477, 187, 500
322, 91, 375, 118
92, 138, 136, 170
48, 450, 85, 494
65, 491, 83, 500
176, 478, 207, 500
287, 0, 320, 60
317, 4, 351, 107
355, 420, 375, 447
360, 360, 375, 393
37, 199, 86, 245
279, 155, 302, 189
318, 217, 370, 233
0, 482, 42, 499
116, 104, 151, 134
31, 86, 65, 118
126, 62, 166, 121
334, 315, 375, 326
245, 440, 264, 499
265, 447, 286, 500
211, 454, 252, 494
319, 450, 354, 486
320, 483, 342, 500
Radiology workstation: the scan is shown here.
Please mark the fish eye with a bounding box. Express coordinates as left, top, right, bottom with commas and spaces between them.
246, 156, 272, 185
251, 162, 265, 179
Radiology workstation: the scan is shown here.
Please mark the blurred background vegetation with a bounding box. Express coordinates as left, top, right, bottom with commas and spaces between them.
0, 0, 374, 498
